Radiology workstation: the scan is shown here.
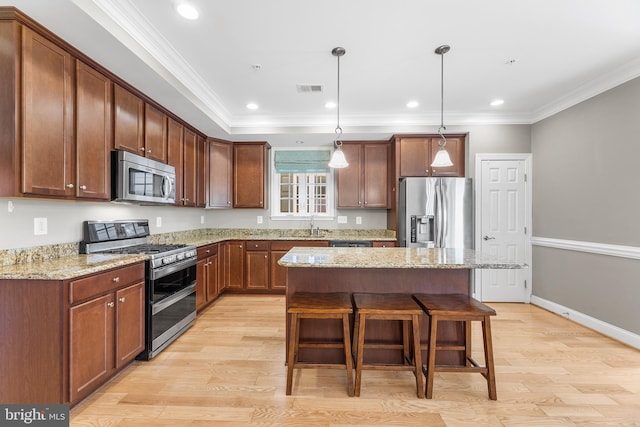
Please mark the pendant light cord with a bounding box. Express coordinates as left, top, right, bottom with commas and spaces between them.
437, 45, 449, 148
335, 50, 342, 144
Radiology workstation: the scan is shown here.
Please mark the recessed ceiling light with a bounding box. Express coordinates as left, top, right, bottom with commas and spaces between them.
406, 101, 419, 108
295, 140, 305, 144
325, 101, 336, 109
246, 103, 259, 110
175, 2, 199, 20
490, 99, 504, 107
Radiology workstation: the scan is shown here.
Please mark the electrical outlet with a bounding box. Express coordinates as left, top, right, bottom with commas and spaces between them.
7, 201, 14, 213
156, 216, 162, 228
200, 215, 205, 225
34, 217, 47, 235
337, 216, 348, 224
356, 216, 362, 225
257, 215, 263, 224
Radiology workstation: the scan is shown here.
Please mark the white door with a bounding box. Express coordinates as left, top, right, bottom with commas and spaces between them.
475, 155, 531, 302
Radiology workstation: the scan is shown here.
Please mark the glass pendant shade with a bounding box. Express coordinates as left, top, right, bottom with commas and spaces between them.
328, 146, 349, 168
431, 145, 453, 167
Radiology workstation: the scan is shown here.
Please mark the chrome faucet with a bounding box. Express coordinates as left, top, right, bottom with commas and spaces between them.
309, 216, 314, 236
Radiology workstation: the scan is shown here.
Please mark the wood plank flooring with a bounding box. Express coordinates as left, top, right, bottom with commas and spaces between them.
70, 295, 640, 426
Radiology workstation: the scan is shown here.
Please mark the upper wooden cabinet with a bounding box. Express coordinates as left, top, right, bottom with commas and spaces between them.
396, 135, 466, 177
233, 141, 271, 208
207, 138, 233, 208
20, 26, 74, 198
183, 128, 198, 207
167, 118, 184, 205
75, 60, 112, 200
337, 141, 391, 208
144, 103, 167, 162
113, 83, 144, 155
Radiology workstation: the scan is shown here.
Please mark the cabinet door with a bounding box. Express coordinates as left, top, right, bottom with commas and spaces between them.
208, 139, 233, 208
336, 143, 363, 207
183, 128, 197, 207
144, 103, 167, 162
429, 136, 465, 177
363, 143, 389, 208
167, 118, 184, 206
233, 142, 269, 208
196, 258, 208, 310
196, 135, 207, 207
270, 250, 288, 291
69, 293, 115, 403
246, 250, 269, 289
21, 27, 74, 197
113, 84, 144, 154
76, 61, 111, 200
207, 253, 219, 300
227, 241, 245, 289
398, 138, 430, 177
115, 282, 145, 368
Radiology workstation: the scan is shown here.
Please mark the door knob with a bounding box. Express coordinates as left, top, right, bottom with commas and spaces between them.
483, 235, 495, 241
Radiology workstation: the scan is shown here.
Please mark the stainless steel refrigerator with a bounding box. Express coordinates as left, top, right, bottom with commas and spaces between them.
398, 177, 473, 248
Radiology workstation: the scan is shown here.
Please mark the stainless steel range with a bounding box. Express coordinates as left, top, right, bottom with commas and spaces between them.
80, 220, 197, 360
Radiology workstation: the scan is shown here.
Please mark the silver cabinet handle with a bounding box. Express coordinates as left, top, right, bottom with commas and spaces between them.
66, 183, 74, 189
112, 276, 120, 282
483, 235, 496, 241
140, 147, 145, 152
147, 149, 152, 154
119, 297, 126, 303
79, 185, 87, 190
107, 302, 115, 308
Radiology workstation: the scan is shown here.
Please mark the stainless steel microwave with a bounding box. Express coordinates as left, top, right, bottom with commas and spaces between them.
112, 150, 176, 205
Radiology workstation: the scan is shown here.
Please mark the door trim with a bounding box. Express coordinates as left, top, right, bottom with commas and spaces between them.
474, 153, 533, 302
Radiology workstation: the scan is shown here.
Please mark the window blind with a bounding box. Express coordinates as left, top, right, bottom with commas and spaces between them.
274, 150, 331, 173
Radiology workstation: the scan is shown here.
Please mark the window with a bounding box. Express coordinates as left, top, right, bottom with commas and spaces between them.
271, 149, 334, 218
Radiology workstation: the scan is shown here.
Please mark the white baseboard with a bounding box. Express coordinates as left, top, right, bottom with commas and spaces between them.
530, 295, 640, 350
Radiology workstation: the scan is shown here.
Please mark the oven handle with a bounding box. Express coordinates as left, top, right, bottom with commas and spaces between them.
149, 257, 197, 280
152, 282, 196, 315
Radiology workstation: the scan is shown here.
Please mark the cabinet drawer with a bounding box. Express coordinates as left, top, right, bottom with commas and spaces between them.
246, 241, 270, 251
270, 240, 328, 251
197, 244, 218, 259
69, 262, 145, 305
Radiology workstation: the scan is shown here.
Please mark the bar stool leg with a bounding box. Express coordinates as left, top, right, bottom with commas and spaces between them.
286, 312, 299, 395
354, 312, 366, 397
482, 316, 497, 400
464, 320, 472, 366
425, 315, 439, 399
411, 313, 424, 398
341, 313, 355, 396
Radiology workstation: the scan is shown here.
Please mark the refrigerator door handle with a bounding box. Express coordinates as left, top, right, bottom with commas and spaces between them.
435, 179, 445, 247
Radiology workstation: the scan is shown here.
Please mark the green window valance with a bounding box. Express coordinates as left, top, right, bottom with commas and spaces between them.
274, 150, 331, 173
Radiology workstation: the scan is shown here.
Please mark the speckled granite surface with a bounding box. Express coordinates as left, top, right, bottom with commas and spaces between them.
279, 247, 527, 269
0, 228, 395, 280
0, 254, 148, 280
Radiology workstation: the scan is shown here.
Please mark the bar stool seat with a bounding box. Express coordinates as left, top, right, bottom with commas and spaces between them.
286, 292, 354, 396
413, 293, 497, 400
352, 293, 424, 398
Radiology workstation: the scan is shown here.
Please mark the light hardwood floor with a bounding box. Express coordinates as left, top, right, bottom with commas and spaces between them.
71, 295, 640, 426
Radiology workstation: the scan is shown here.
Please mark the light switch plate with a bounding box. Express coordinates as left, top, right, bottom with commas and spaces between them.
156, 216, 162, 228
337, 216, 348, 224
200, 215, 205, 225
356, 216, 362, 225
257, 216, 263, 224
34, 217, 47, 235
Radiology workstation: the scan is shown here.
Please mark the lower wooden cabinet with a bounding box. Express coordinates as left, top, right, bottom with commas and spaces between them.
69, 264, 145, 404
246, 241, 270, 290
270, 240, 329, 290
196, 244, 220, 311
0, 261, 145, 406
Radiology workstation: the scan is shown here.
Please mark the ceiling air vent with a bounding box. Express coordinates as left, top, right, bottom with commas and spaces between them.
296, 84, 323, 93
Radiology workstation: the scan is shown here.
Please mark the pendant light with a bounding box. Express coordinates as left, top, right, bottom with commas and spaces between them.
328, 47, 349, 168
431, 45, 453, 168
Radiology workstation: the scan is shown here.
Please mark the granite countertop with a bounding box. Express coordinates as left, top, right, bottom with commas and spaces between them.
278, 247, 527, 269
0, 228, 395, 280
0, 254, 148, 280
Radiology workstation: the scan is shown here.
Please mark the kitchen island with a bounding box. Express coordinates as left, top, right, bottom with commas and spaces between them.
279, 247, 525, 365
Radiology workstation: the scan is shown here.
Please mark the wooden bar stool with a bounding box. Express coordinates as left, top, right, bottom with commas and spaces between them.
412, 293, 497, 400
286, 292, 354, 396
352, 293, 424, 398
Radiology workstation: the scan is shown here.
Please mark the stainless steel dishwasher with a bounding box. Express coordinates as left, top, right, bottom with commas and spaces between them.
328, 240, 372, 247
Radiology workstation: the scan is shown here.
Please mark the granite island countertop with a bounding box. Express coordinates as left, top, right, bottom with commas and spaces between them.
278, 247, 527, 269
